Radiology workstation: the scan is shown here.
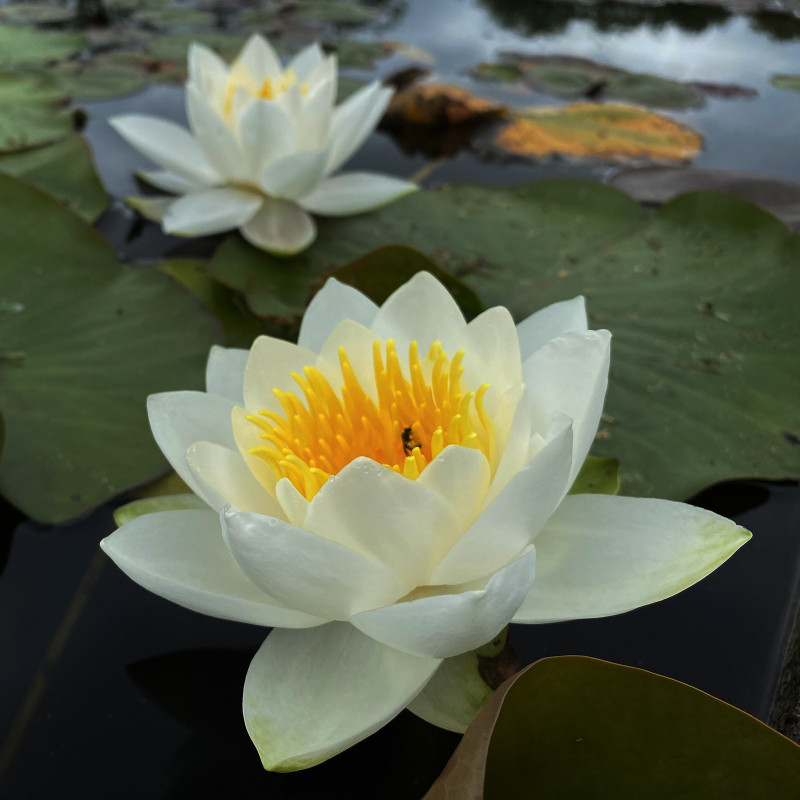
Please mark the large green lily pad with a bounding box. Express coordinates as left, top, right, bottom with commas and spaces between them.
209, 180, 800, 499
0, 72, 76, 153
0, 134, 109, 221
0, 4, 76, 25
0, 174, 221, 523
0, 25, 84, 69
770, 73, 800, 91
52, 55, 149, 101
288, 1, 381, 24
426, 656, 800, 799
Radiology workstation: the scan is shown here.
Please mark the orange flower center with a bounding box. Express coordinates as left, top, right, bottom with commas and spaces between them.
247, 339, 495, 500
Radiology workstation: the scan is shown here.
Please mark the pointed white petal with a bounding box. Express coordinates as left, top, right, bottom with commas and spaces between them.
316, 318, 379, 399
352, 547, 537, 658
109, 115, 220, 185
222, 508, 413, 619
288, 42, 325, 80
304, 458, 461, 585
370, 271, 467, 357
296, 76, 335, 151
162, 188, 263, 236
187, 441, 283, 517
305, 54, 337, 95
276, 478, 309, 528
240, 197, 317, 255
326, 82, 393, 174
188, 42, 228, 93
513, 494, 751, 623
100, 509, 325, 627
206, 345, 249, 403
186, 85, 247, 181
523, 329, 611, 486
484, 385, 530, 505
135, 169, 200, 195
237, 99, 297, 175
236, 34, 283, 82
298, 172, 417, 216
259, 149, 328, 201
297, 277, 379, 353
147, 390, 237, 504
516, 296, 588, 360
430, 420, 572, 585
243, 623, 439, 771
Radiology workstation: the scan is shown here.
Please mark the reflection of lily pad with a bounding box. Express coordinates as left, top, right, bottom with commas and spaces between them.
0, 174, 221, 523
474, 54, 706, 110
0, 25, 84, 68
0, 3, 76, 25
209, 180, 800, 500
493, 104, 702, 162
0, 134, 109, 222
0, 72, 76, 153
289, 1, 381, 24
770, 74, 800, 91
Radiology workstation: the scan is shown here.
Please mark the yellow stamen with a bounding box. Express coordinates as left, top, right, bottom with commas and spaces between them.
248, 339, 495, 500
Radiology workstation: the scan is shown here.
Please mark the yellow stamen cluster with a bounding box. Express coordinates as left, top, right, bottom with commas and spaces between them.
223, 68, 309, 117
247, 339, 495, 501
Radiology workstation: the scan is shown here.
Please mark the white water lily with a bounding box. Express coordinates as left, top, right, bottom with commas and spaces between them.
101, 273, 750, 771
109, 35, 416, 255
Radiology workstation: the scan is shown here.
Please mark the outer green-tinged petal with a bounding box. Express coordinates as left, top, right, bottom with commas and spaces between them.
188, 42, 228, 93
304, 457, 462, 584
109, 115, 221, 185
236, 33, 282, 83
259, 149, 329, 201
516, 296, 587, 361
187, 441, 283, 517
513, 494, 751, 623
297, 277, 379, 353
147, 390, 237, 504
430, 422, 571, 585
163, 188, 263, 236
237, 99, 297, 175
243, 623, 440, 771
298, 172, 417, 216
221, 508, 414, 619
287, 42, 325, 80
352, 548, 536, 658
136, 169, 200, 195
297, 76, 335, 151
326, 82, 393, 174
100, 509, 325, 628
523, 329, 611, 486
240, 197, 316, 255
205, 345, 248, 402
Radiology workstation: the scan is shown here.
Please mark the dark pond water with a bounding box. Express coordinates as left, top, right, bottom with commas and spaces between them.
4, 0, 800, 796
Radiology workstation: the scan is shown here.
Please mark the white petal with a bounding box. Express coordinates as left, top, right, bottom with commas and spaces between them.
430, 420, 572, 585
100, 509, 325, 628
222, 508, 413, 620
243, 623, 439, 771
240, 197, 316, 255
316, 319, 379, 400
326, 82, 393, 174
147, 390, 237, 504
206, 345, 249, 402
516, 296, 588, 361
484, 385, 530, 505
188, 42, 228, 95
305, 54, 337, 95
304, 458, 462, 585
297, 277, 379, 353
186, 86, 247, 181
523, 329, 611, 486
187, 441, 283, 517
237, 99, 297, 175
298, 172, 417, 216
275, 84, 304, 128
162, 188, 263, 237
236, 34, 283, 83
415, 446, 491, 532
136, 169, 200, 195
513, 494, 751, 623
232, 405, 280, 495
243, 335, 320, 415
109, 115, 221, 185
276, 478, 309, 528
352, 547, 537, 658
370, 271, 467, 357
288, 42, 325, 80
296, 76, 335, 151
259, 149, 328, 201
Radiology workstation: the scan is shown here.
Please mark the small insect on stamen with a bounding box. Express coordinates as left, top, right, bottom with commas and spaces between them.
401, 426, 420, 456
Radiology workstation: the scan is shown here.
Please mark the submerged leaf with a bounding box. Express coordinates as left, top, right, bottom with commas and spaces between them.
770, 74, 800, 91
569, 456, 620, 495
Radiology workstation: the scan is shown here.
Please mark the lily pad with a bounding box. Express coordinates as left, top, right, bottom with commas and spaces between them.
770, 74, 800, 91
0, 4, 76, 25
53, 56, 149, 101
209, 180, 800, 500
569, 456, 620, 495
0, 72, 76, 153
114, 493, 206, 527
146, 32, 246, 80
325, 39, 391, 69
493, 104, 702, 162
425, 656, 800, 799
133, 7, 215, 29
385, 82, 506, 126
0, 174, 221, 523
288, 1, 381, 24
0, 25, 84, 69
0, 134, 109, 222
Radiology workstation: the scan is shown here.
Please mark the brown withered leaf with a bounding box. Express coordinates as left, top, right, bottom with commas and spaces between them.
384, 82, 506, 127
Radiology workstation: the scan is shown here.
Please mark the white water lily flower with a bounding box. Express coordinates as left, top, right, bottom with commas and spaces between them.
109, 35, 416, 255
101, 273, 750, 771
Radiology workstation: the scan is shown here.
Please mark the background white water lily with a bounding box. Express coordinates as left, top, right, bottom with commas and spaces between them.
101, 272, 750, 771
110, 35, 416, 255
